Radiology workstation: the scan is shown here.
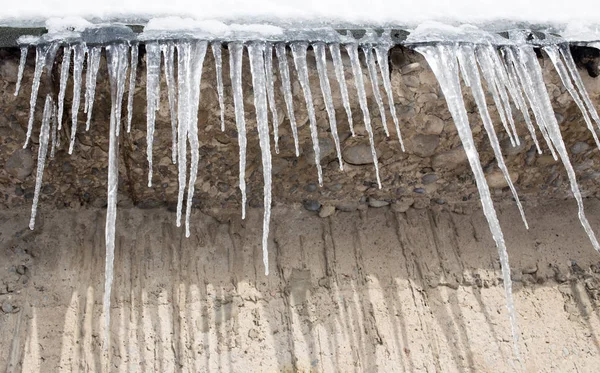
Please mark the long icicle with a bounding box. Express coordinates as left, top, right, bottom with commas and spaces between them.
330, 43, 355, 136
291, 42, 323, 186
29, 95, 53, 230
229, 42, 248, 219
126, 43, 139, 133
313, 42, 343, 170
57, 46, 71, 131
375, 45, 404, 149
184, 41, 208, 238
264, 43, 280, 153
84, 46, 102, 131
248, 42, 273, 276
417, 44, 521, 362
146, 42, 161, 187
162, 42, 178, 163
457, 45, 528, 229
68, 43, 86, 154
345, 43, 382, 188
50, 100, 58, 158
14, 46, 28, 96
103, 42, 128, 352
275, 43, 300, 156
176, 42, 190, 226
211, 42, 226, 132
24, 44, 52, 148
362, 46, 389, 137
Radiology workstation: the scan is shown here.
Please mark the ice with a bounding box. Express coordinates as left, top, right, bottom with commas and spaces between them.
375, 45, 404, 149
50, 100, 58, 158
275, 43, 300, 156
146, 41, 161, 187
126, 43, 139, 133
84, 46, 102, 131
456, 44, 528, 229
330, 43, 355, 137
211, 42, 226, 132
544, 45, 600, 149
183, 41, 208, 238
313, 42, 343, 170
161, 42, 178, 163
248, 42, 273, 275
291, 42, 323, 186
416, 44, 521, 361
229, 42, 248, 219
345, 43, 382, 188
264, 43, 280, 153
68, 43, 86, 154
103, 42, 129, 350
57, 46, 71, 132
15, 46, 28, 97
362, 46, 389, 137
29, 95, 53, 230
24, 44, 52, 148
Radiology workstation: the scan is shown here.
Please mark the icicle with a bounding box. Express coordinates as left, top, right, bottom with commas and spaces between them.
275, 43, 300, 156
229, 42, 248, 219
29, 95, 53, 230
24, 44, 52, 148
57, 46, 71, 132
211, 42, 226, 132
416, 44, 521, 362
103, 42, 128, 350
560, 45, 600, 132
330, 43, 355, 137
126, 43, 139, 133
248, 42, 273, 276
291, 42, 323, 186
498, 48, 542, 154
162, 42, 178, 163
50, 101, 58, 158
503, 47, 557, 159
362, 46, 389, 137
345, 43, 382, 188
84, 46, 102, 131
514, 44, 600, 253
545, 45, 600, 150
146, 42, 161, 187
15, 46, 28, 96
313, 42, 343, 170
375, 45, 404, 150
183, 41, 208, 238
68, 43, 86, 154
457, 45, 528, 229
114, 48, 129, 138
264, 43, 280, 153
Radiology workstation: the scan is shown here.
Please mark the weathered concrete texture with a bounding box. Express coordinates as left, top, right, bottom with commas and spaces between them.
0, 46, 600, 217
1, 200, 600, 372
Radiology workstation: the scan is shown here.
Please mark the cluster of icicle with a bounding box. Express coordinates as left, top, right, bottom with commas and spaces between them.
17, 38, 404, 349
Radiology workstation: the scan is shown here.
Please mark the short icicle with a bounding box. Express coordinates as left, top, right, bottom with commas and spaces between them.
103, 42, 129, 351
211, 42, 226, 132
15, 46, 28, 96
161, 42, 178, 163
375, 45, 404, 149
330, 43, 355, 136
84, 46, 102, 131
264, 43, 280, 153
68, 43, 86, 154
146, 42, 161, 187
291, 42, 323, 186
248, 42, 273, 276
417, 44, 521, 362
345, 43, 382, 188
126, 43, 139, 133
24, 44, 52, 148
362, 46, 389, 137
275, 43, 300, 156
183, 41, 208, 238
229, 42, 248, 219
57, 46, 71, 131
29, 95, 53, 230
313, 42, 343, 170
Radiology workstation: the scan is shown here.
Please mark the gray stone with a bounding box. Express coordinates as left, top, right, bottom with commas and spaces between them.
336, 202, 358, 212
421, 115, 444, 135
303, 200, 321, 212
571, 142, 590, 155
1, 302, 13, 313
421, 174, 438, 184
432, 146, 467, 171
305, 183, 318, 192
409, 134, 440, 158
5, 148, 34, 180
343, 144, 376, 165
368, 198, 389, 208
